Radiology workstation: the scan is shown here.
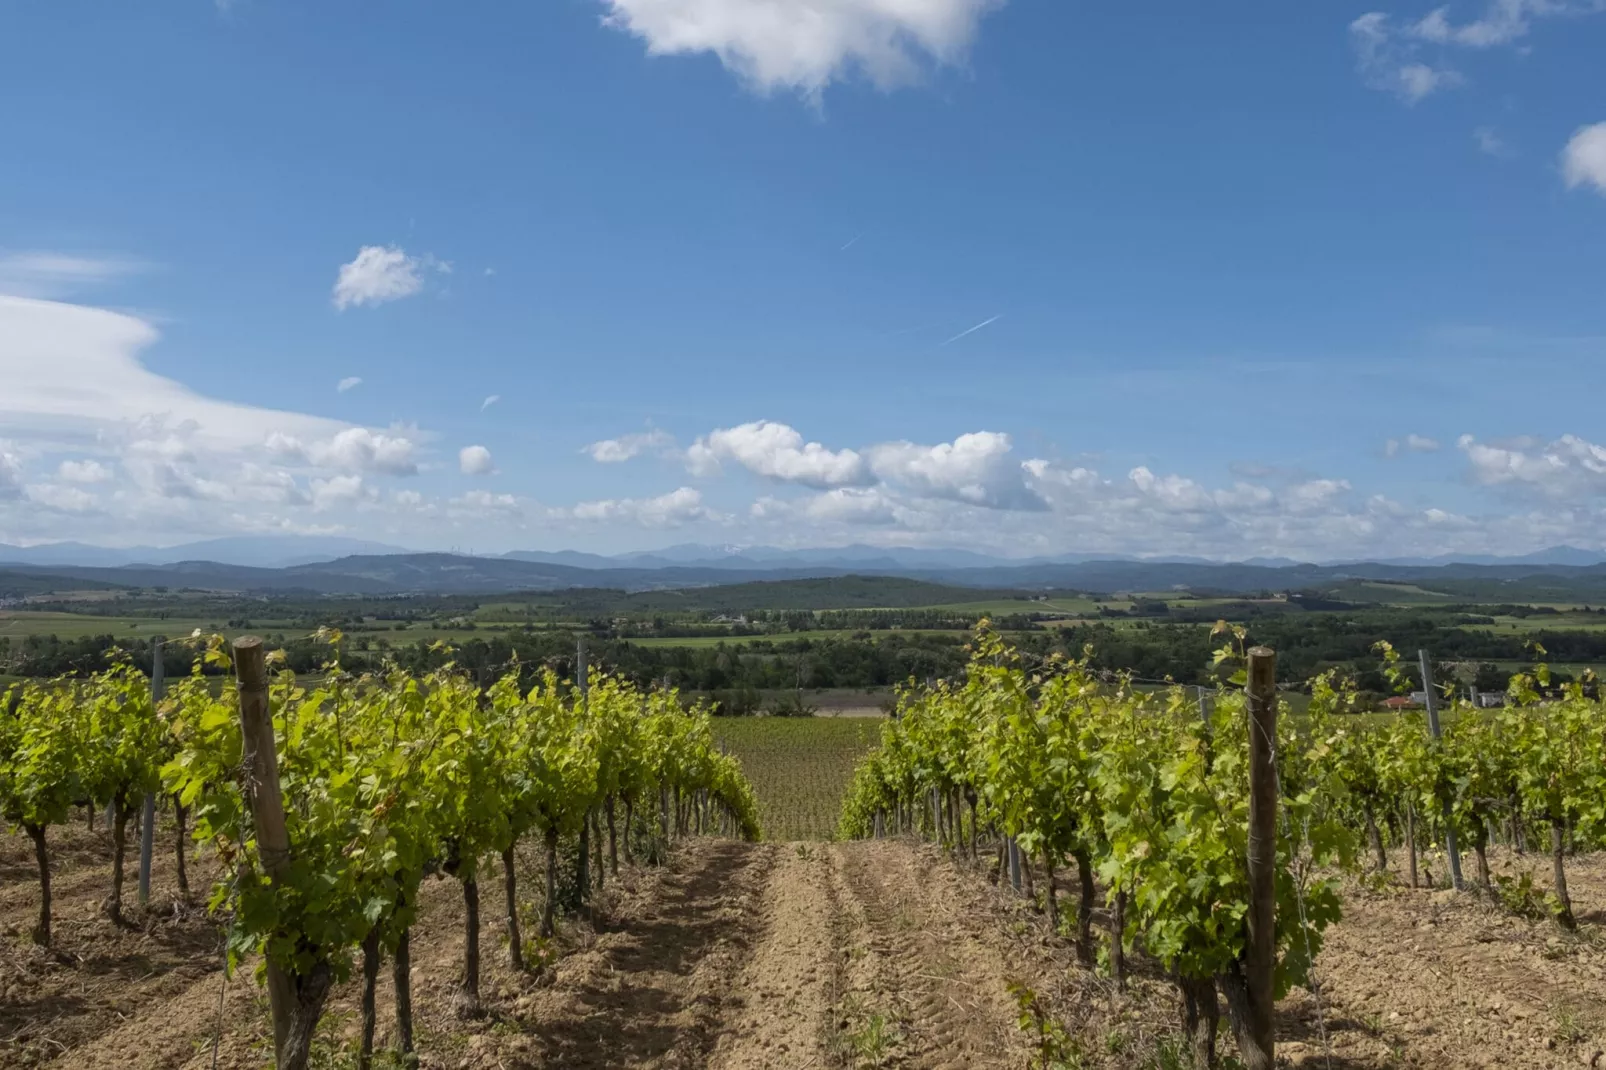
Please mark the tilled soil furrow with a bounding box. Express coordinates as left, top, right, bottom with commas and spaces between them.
835, 842, 1020, 1070
709, 844, 833, 1069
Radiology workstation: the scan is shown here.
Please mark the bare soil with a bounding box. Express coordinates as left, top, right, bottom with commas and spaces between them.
2, 823, 1604, 1069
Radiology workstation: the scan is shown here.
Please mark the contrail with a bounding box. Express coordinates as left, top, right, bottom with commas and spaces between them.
840, 233, 862, 251
940, 314, 1001, 346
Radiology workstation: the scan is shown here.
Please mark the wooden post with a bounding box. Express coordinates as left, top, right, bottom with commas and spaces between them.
235, 637, 296, 1067
1418, 650, 1464, 891
1239, 646, 1279, 1070
138, 638, 163, 906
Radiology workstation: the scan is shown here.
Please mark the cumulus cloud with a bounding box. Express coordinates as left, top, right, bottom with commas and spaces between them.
58, 459, 113, 483
867, 431, 1046, 510
686, 421, 870, 488
585, 429, 675, 464
267, 427, 420, 476
332, 246, 448, 310
598, 0, 1005, 97
566, 486, 718, 527
337, 376, 363, 393
1562, 122, 1606, 195
459, 444, 495, 475
1458, 432, 1606, 495
310, 474, 371, 511
0, 443, 22, 500
25, 483, 96, 512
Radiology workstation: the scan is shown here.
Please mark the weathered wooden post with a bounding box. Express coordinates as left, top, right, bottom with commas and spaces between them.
234, 637, 298, 1066
1238, 646, 1279, 1070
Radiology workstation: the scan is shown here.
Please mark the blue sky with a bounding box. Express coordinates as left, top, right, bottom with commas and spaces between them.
2, 0, 1604, 559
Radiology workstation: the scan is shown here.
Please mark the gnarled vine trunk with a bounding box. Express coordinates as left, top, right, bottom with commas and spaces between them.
392, 924, 415, 1060
106, 795, 131, 924
454, 876, 483, 1018
27, 822, 50, 947
542, 827, 559, 937
1178, 974, 1221, 1069
359, 927, 382, 1070
1073, 847, 1096, 965
1552, 819, 1576, 929
172, 795, 190, 899
503, 843, 523, 969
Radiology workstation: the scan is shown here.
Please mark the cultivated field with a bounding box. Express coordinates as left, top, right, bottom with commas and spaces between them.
715, 715, 885, 841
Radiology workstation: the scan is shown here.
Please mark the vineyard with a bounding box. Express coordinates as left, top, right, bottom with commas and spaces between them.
1, 626, 1605, 1068
716, 716, 884, 841
837, 627, 1606, 1067
0, 634, 761, 1069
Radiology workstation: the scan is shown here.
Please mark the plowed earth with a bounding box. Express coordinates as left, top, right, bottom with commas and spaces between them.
2, 823, 1604, 1069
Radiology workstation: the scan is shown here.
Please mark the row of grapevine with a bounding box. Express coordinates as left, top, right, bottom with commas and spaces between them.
2, 633, 762, 1070
838, 626, 1606, 1068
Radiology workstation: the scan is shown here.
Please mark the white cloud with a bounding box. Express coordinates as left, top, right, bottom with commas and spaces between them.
1349, 13, 1461, 102
1561, 122, 1606, 195
57, 458, 113, 483
585, 429, 676, 463
394, 489, 424, 507
459, 444, 495, 475
0, 251, 148, 300
310, 474, 370, 511
453, 489, 520, 511
598, 0, 1005, 97
268, 427, 420, 476
481, 394, 501, 412
25, 483, 96, 512
1459, 432, 1606, 495
0, 443, 22, 500
332, 246, 448, 310
1386, 433, 1442, 456
566, 486, 717, 527
686, 421, 870, 488
867, 431, 1046, 510
0, 297, 446, 544
1352, 2, 1604, 102
337, 376, 363, 393
1410, 0, 1574, 47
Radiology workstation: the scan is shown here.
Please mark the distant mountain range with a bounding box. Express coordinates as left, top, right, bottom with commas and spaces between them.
6, 540, 1606, 599
5, 536, 1604, 575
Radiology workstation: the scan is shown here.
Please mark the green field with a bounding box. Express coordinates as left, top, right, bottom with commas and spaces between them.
713, 716, 886, 841
0, 610, 237, 640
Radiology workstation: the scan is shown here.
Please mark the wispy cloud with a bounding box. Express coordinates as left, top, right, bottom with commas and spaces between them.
840, 233, 862, 251
337, 376, 363, 393
0, 251, 150, 300
940, 314, 1001, 346
1474, 126, 1509, 156
1350, 2, 1606, 103
481, 394, 501, 412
